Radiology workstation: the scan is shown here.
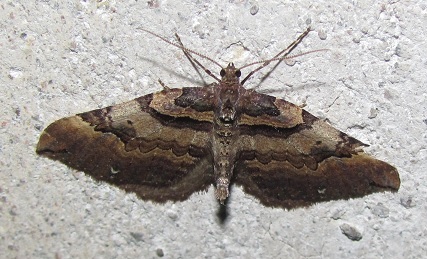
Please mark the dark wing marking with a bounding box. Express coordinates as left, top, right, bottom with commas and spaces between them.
36, 88, 215, 202
238, 90, 303, 128
235, 91, 400, 209
234, 154, 400, 209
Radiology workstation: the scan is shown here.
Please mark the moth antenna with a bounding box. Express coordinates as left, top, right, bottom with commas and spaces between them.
138, 27, 223, 70
239, 49, 329, 70
239, 27, 322, 85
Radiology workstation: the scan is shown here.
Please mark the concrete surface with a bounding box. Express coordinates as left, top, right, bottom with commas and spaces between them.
1, 0, 426, 258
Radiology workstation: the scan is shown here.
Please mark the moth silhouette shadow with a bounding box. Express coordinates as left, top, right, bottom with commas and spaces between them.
139, 57, 210, 87
216, 202, 229, 224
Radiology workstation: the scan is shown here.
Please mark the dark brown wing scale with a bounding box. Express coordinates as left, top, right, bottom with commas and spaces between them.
36, 88, 215, 202
234, 91, 399, 209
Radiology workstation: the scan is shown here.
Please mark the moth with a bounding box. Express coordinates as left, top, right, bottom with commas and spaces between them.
36, 28, 400, 209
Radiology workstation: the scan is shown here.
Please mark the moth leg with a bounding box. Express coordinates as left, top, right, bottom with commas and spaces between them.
157, 79, 171, 91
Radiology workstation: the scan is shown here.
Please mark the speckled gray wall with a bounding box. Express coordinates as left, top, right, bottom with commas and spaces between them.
1, 1, 425, 258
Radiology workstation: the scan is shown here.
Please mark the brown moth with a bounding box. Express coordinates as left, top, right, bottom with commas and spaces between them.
36, 28, 400, 209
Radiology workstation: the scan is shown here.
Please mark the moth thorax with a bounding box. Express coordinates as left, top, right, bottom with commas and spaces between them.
219, 107, 236, 123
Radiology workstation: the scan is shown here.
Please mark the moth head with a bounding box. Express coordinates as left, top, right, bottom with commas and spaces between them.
220, 63, 242, 82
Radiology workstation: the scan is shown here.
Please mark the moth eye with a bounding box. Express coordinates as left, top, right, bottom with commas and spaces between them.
235, 70, 241, 77
220, 69, 226, 77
